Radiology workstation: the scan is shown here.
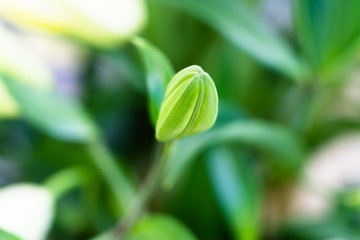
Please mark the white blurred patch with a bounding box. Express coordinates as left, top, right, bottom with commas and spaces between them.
288, 133, 360, 219
288, 185, 330, 220
0, 0, 71, 28
0, 23, 54, 90
329, 69, 360, 119
306, 134, 360, 194
0, 184, 54, 240
0, 0, 147, 46
64, 0, 146, 37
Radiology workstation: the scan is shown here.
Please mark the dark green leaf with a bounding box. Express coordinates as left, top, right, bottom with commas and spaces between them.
132, 37, 175, 125
2, 76, 98, 142
283, 218, 360, 240
125, 214, 197, 240
294, 0, 360, 78
151, 0, 305, 80
206, 147, 260, 240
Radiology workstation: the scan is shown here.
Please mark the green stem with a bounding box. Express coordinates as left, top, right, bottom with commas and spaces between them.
92, 141, 174, 240
44, 167, 85, 199
302, 88, 338, 137
86, 139, 137, 213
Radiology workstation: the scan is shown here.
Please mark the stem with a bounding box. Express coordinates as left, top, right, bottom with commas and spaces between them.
276, 81, 313, 131
86, 139, 137, 213
92, 141, 174, 240
44, 167, 85, 199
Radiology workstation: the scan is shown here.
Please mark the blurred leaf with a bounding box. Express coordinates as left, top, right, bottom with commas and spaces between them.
2, 76, 98, 142
0, 23, 54, 118
294, 0, 360, 78
125, 214, 197, 240
151, 0, 305, 80
0, 230, 22, 240
164, 120, 305, 188
0, 78, 19, 117
132, 37, 175, 125
3, 76, 136, 212
86, 140, 137, 213
206, 147, 260, 240
282, 218, 360, 240
4, 75, 138, 213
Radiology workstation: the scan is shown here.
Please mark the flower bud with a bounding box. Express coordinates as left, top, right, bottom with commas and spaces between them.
156, 65, 218, 142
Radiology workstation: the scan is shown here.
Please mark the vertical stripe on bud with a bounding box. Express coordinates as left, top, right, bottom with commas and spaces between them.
156, 65, 218, 142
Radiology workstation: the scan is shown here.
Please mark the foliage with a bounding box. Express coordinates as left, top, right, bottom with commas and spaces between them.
1, 0, 360, 239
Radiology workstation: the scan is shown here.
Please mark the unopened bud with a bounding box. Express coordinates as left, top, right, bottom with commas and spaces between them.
156, 65, 218, 142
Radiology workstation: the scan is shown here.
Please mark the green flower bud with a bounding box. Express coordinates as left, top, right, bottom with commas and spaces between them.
156, 65, 218, 142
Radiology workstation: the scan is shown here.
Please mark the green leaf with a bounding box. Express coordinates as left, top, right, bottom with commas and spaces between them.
151, 0, 305, 81
164, 120, 305, 188
3, 76, 137, 213
283, 218, 360, 240
0, 23, 54, 118
132, 37, 175, 124
125, 214, 197, 240
2, 76, 98, 142
206, 147, 260, 240
294, 0, 360, 78
0, 230, 22, 240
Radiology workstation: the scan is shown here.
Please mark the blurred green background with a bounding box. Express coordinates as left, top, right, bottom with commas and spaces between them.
1, 0, 360, 240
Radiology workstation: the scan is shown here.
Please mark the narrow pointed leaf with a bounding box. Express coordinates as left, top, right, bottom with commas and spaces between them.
294, 0, 360, 77
132, 37, 175, 124
125, 214, 197, 240
206, 147, 261, 240
2, 76, 98, 142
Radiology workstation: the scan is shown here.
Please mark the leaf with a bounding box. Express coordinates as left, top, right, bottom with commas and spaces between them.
3, 76, 137, 212
283, 218, 360, 240
0, 78, 19, 117
294, 0, 360, 78
132, 37, 175, 125
2, 76, 98, 142
206, 147, 261, 240
0, 23, 54, 118
0, 230, 22, 240
125, 214, 197, 240
151, 0, 305, 81
164, 120, 305, 188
